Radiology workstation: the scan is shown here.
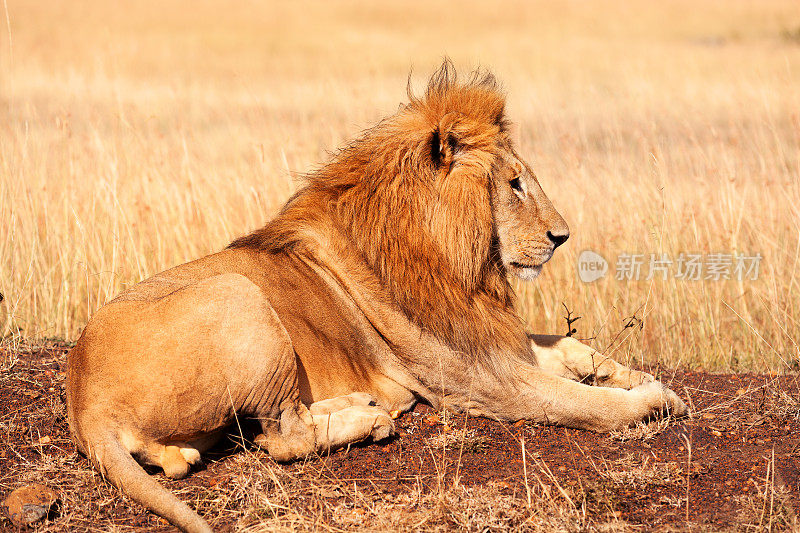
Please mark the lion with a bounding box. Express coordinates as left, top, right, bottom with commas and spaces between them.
66, 62, 687, 533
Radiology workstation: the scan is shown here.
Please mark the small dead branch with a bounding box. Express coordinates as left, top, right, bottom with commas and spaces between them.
562, 303, 581, 338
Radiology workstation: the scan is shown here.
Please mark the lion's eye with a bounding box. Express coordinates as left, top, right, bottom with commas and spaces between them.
509, 177, 523, 194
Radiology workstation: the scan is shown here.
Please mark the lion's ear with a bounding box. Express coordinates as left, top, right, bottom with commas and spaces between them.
430, 117, 459, 173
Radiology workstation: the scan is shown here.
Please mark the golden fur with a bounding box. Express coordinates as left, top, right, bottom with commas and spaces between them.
68, 62, 688, 533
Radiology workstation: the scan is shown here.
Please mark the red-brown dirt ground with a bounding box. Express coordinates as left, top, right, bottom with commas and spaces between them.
1, 342, 798, 531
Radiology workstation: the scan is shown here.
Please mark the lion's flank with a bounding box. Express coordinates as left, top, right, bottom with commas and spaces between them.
230, 61, 531, 371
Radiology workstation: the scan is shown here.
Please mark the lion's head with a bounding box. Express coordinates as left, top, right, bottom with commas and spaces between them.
231, 61, 569, 369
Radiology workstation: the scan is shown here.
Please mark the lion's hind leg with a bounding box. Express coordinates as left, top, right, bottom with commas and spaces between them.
160, 445, 191, 479
254, 403, 317, 462
131, 441, 195, 480
256, 395, 395, 462
531, 335, 654, 389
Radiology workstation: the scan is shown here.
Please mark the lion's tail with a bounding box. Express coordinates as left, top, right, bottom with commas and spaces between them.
79, 426, 212, 533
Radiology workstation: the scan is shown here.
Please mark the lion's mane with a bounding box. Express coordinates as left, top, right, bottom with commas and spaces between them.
230, 62, 531, 371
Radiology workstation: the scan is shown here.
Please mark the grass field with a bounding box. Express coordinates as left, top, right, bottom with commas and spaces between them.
1, 0, 799, 371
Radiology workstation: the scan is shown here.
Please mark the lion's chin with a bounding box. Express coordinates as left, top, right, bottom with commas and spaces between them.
508, 263, 543, 281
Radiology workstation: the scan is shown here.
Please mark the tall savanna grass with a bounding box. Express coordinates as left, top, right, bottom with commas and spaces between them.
1, 0, 798, 371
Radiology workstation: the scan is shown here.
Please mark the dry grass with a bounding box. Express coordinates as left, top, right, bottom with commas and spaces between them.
1, 1, 799, 372
598, 454, 683, 490
735, 452, 799, 532
609, 418, 671, 443
688, 376, 800, 434
7, 439, 624, 532
233, 473, 606, 532
426, 427, 491, 453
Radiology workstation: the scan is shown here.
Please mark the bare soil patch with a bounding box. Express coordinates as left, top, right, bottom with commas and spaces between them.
1, 341, 798, 531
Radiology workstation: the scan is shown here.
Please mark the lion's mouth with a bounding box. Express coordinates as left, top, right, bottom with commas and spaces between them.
510, 261, 540, 269
507, 260, 545, 281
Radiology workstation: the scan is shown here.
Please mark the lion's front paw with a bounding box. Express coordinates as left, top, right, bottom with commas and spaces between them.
632, 381, 689, 420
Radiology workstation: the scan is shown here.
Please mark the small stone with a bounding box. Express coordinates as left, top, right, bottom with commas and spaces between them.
1, 484, 59, 527
423, 414, 441, 426
38, 435, 52, 445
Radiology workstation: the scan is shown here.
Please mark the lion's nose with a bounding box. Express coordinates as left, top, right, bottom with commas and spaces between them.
546, 230, 569, 249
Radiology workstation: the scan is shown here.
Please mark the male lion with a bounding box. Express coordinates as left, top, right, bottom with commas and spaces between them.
67, 63, 687, 533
